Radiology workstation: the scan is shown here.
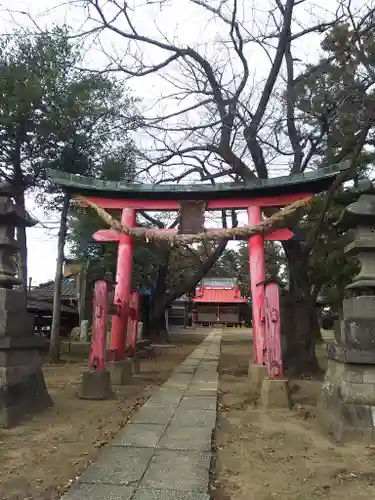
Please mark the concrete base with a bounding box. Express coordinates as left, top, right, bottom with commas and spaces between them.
78, 370, 112, 400
132, 356, 141, 375
317, 358, 375, 442
248, 363, 269, 394
260, 378, 291, 409
138, 346, 156, 359
289, 379, 322, 404
0, 346, 53, 428
107, 359, 133, 385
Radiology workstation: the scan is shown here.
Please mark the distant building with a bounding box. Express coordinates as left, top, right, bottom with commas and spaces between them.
167, 294, 191, 327
27, 276, 79, 336
192, 278, 248, 327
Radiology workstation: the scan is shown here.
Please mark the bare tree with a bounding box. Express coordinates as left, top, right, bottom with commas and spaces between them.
71, 0, 375, 373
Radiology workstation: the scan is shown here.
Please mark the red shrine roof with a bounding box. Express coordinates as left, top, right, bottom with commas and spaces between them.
192, 286, 248, 304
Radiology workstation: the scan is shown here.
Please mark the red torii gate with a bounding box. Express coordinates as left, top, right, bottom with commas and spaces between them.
85, 193, 307, 365
46, 164, 349, 375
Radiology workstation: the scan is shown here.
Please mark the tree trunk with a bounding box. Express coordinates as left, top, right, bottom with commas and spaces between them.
49, 194, 70, 362
282, 239, 321, 377
148, 245, 171, 342
13, 122, 28, 292
14, 190, 28, 292
147, 239, 228, 341
148, 310, 169, 343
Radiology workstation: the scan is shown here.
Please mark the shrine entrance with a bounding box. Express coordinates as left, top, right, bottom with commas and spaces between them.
47, 163, 349, 381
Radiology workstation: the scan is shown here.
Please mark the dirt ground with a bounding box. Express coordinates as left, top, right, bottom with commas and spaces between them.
212, 340, 375, 500
0, 343, 195, 500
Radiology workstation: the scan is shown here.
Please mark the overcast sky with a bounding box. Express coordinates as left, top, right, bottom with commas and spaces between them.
0, 0, 363, 285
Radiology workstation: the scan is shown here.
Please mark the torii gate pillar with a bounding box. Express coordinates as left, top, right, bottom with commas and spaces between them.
248, 206, 266, 365
110, 208, 136, 360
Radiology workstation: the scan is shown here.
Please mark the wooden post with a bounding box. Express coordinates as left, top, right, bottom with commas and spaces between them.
49, 193, 70, 362
126, 291, 140, 356
264, 280, 284, 378
248, 206, 266, 365
78, 260, 88, 327
110, 208, 135, 360
90, 280, 109, 371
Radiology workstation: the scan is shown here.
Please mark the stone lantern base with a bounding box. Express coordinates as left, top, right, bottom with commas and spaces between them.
317, 346, 375, 442
0, 290, 52, 428
0, 338, 53, 428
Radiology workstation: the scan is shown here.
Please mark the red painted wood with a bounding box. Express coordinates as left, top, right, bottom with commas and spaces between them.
93, 227, 294, 242
94, 229, 120, 242
90, 280, 109, 371
126, 292, 140, 356
110, 208, 136, 360
192, 286, 248, 303
248, 206, 266, 365
265, 228, 293, 241
85, 193, 312, 211
264, 281, 284, 378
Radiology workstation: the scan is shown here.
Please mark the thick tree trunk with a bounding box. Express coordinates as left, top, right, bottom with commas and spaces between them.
14, 190, 28, 292
148, 310, 169, 343
147, 244, 171, 342
147, 239, 228, 341
282, 240, 321, 377
49, 194, 70, 362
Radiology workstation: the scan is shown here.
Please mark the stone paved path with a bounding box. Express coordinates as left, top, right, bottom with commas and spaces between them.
62, 331, 221, 500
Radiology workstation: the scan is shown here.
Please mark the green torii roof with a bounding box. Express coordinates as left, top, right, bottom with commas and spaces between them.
46, 162, 350, 201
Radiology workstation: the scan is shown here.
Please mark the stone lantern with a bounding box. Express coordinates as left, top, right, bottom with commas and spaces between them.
0, 182, 52, 427
318, 180, 375, 441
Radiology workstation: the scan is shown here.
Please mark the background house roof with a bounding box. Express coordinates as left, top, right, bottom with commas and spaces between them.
27, 299, 77, 314
193, 287, 248, 304
200, 277, 236, 287
28, 276, 78, 301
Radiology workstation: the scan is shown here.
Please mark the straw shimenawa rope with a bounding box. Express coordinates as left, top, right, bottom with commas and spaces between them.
75, 195, 312, 244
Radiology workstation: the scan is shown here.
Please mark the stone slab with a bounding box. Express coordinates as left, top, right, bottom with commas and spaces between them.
69, 341, 91, 356
327, 343, 375, 364
188, 381, 218, 391
79, 446, 153, 486
0, 288, 26, 311
181, 360, 200, 367
174, 365, 196, 374
339, 381, 375, 405
199, 361, 218, 368
193, 372, 219, 383
0, 360, 40, 386
184, 388, 218, 398
157, 424, 212, 451
260, 378, 291, 409
112, 423, 167, 448
131, 405, 176, 425
248, 363, 268, 393
343, 296, 375, 319
144, 391, 183, 409
62, 483, 135, 500
170, 408, 217, 429
0, 368, 53, 428
108, 359, 133, 386
339, 318, 375, 350
132, 357, 141, 375
78, 370, 112, 400
132, 489, 210, 500
0, 310, 34, 337
140, 450, 210, 492
179, 396, 217, 411
163, 380, 191, 389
